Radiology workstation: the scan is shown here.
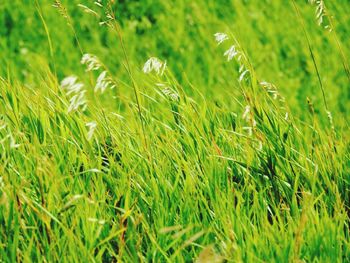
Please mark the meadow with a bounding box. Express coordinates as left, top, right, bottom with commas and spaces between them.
0, 0, 349, 262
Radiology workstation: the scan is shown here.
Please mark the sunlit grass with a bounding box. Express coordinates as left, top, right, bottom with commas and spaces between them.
0, 0, 349, 262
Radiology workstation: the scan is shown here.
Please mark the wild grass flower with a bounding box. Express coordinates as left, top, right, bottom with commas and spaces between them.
52, 0, 84, 53
260, 81, 286, 102
143, 57, 166, 75
0, 131, 20, 149
68, 92, 87, 113
326, 110, 335, 134
161, 87, 180, 102
224, 45, 239, 61
77, 4, 99, 17
214, 33, 229, 45
0, 120, 21, 150
86, 121, 97, 140
308, 0, 332, 31
9, 134, 20, 149
215, 34, 252, 84
80, 54, 116, 93
60, 76, 87, 113
309, 0, 325, 25
252, 119, 257, 127
81, 54, 102, 71
155, 83, 179, 102
238, 69, 249, 82
95, 71, 116, 93
285, 112, 289, 121
242, 105, 251, 121
1, 123, 21, 149
52, 0, 69, 19
61, 76, 83, 95
94, 1, 103, 8
242, 105, 256, 135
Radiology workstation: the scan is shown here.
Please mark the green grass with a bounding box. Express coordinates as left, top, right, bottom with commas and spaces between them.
0, 0, 349, 262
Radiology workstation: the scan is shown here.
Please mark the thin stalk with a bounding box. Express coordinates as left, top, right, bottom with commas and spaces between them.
107, 6, 148, 151
327, 13, 350, 83
35, 0, 57, 76
291, 0, 329, 112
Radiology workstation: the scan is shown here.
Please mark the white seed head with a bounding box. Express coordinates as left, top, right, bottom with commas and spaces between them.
224, 45, 238, 61
309, 0, 332, 31
77, 4, 99, 17
285, 112, 289, 121
67, 91, 87, 113
81, 54, 102, 71
214, 33, 229, 45
252, 119, 257, 127
95, 71, 116, 93
94, 1, 103, 7
242, 105, 251, 120
86, 121, 97, 140
61, 76, 87, 113
9, 134, 20, 149
162, 87, 180, 102
238, 69, 249, 82
143, 57, 166, 75
61, 76, 78, 88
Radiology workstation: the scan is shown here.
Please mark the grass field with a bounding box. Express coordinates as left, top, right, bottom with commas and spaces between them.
0, 0, 349, 262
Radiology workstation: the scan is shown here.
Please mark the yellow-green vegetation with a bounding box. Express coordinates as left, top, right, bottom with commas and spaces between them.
0, 0, 349, 262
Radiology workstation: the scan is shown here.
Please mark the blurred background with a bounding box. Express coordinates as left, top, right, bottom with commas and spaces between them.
0, 0, 349, 123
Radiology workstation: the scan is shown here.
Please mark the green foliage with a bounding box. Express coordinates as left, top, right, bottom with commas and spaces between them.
0, 0, 349, 262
